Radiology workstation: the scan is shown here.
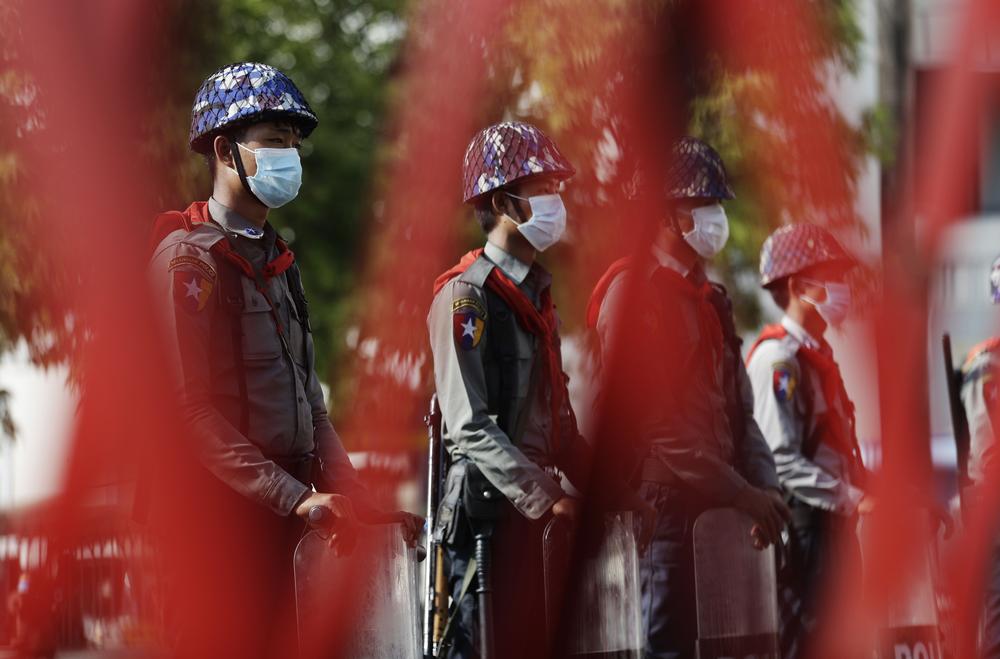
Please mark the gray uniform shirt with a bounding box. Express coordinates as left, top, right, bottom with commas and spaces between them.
149, 198, 362, 517
746, 316, 864, 515
595, 248, 778, 503
961, 343, 1000, 484
427, 242, 579, 520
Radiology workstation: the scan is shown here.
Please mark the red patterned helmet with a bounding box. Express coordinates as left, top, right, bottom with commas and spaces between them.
462, 121, 575, 204
759, 223, 855, 287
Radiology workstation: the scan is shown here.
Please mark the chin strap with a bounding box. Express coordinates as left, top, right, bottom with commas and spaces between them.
229, 141, 266, 207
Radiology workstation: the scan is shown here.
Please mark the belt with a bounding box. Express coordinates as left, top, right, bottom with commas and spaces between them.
271, 452, 315, 487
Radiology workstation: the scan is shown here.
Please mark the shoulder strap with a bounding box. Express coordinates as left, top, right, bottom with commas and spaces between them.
482, 287, 520, 439
149, 210, 194, 254
457, 255, 495, 289
284, 260, 311, 333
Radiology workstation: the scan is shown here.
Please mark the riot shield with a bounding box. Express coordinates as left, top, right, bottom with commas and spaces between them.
543, 511, 643, 658
693, 507, 779, 659
858, 512, 943, 659
294, 522, 421, 659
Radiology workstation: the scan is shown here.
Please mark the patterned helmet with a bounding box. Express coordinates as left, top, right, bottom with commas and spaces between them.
990, 255, 1000, 304
665, 137, 735, 201
759, 223, 854, 287
189, 62, 318, 154
462, 121, 575, 204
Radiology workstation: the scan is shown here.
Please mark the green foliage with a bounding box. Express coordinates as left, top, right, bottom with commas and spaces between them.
0, 0, 878, 444
0, 4, 82, 441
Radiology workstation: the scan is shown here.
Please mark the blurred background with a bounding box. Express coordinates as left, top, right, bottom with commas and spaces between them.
0, 0, 998, 653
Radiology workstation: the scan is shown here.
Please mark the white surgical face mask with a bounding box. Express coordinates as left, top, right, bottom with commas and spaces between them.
506, 192, 567, 252
801, 279, 851, 328
682, 203, 729, 259
238, 143, 303, 208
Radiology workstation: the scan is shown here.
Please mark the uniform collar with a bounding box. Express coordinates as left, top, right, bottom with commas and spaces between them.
208, 197, 267, 240
651, 243, 690, 277
781, 315, 821, 350
485, 241, 532, 285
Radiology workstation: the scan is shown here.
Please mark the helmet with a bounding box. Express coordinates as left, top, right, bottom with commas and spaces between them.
759, 223, 854, 287
990, 255, 1000, 304
462, 121, 575, 204
665, 137, 735, 201
189, 62, 318, 154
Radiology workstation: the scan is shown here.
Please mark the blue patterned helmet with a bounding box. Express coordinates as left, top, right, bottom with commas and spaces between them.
189, 62, 318, 154
666, 137, 735, 201
759, 223, 854, 287
462, 121, 575, 204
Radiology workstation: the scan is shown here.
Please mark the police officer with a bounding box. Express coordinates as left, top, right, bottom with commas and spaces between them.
745, 223, 869, 659
587, 137, 789, 659
428, 121, 609, 658
149, 62, 419, 655
961, 255, 1000, 659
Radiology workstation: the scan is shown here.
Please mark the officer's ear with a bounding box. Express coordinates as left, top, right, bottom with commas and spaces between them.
213, 134, 235, 172
490, 190, 509, 219
788, 275, 810, 299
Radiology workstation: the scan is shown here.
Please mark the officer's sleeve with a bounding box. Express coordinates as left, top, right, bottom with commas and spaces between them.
428, 280, 564, 520
303, 330, 366, 499
747, 342, 863, 515
150, 243, 309, 517
962, 353, 1000, 481
597, 273, 749, 504
735, 359, 781, 490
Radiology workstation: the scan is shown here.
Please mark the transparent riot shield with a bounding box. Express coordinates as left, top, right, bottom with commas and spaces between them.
543, 511, 643, 658
858, 512, 943, 659
294, 522, 421, 659
693, 507, 780, 659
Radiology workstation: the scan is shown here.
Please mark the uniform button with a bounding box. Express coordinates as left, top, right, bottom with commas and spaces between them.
298, 396, 304, 403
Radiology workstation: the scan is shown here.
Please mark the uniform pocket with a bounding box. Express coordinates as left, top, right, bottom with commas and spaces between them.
241, 291, 282, 360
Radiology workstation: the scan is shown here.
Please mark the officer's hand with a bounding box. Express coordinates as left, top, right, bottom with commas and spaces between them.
765, 488, 792, 524
296, 492, 359, 556
928, 502, 954, 539
396, 512, 424, 548
857, 495, 877, 515
734, 487, 787, 549
552, 496, 581, 525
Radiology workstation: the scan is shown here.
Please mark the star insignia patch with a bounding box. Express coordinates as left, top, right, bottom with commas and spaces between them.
772, 362, 797, 403
174, 271, 214, 313
453, 299, 486, 350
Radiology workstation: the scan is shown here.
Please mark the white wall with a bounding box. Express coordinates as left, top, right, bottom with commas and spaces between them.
0, 342, 76, 509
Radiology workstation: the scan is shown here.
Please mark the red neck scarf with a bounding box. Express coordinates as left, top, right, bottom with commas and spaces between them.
748, 323, 862, 462
152, 201, 295, 280
434, 249, 566, 443
964, 337, 1000, 370
586, 256, 724, 379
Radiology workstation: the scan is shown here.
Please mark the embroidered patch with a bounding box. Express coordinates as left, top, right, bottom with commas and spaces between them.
454, 309, 486, 350
772, 362, 797, 403
452, 296, 487, 318
168, 255, 216, 280
174, 271, 214, 313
